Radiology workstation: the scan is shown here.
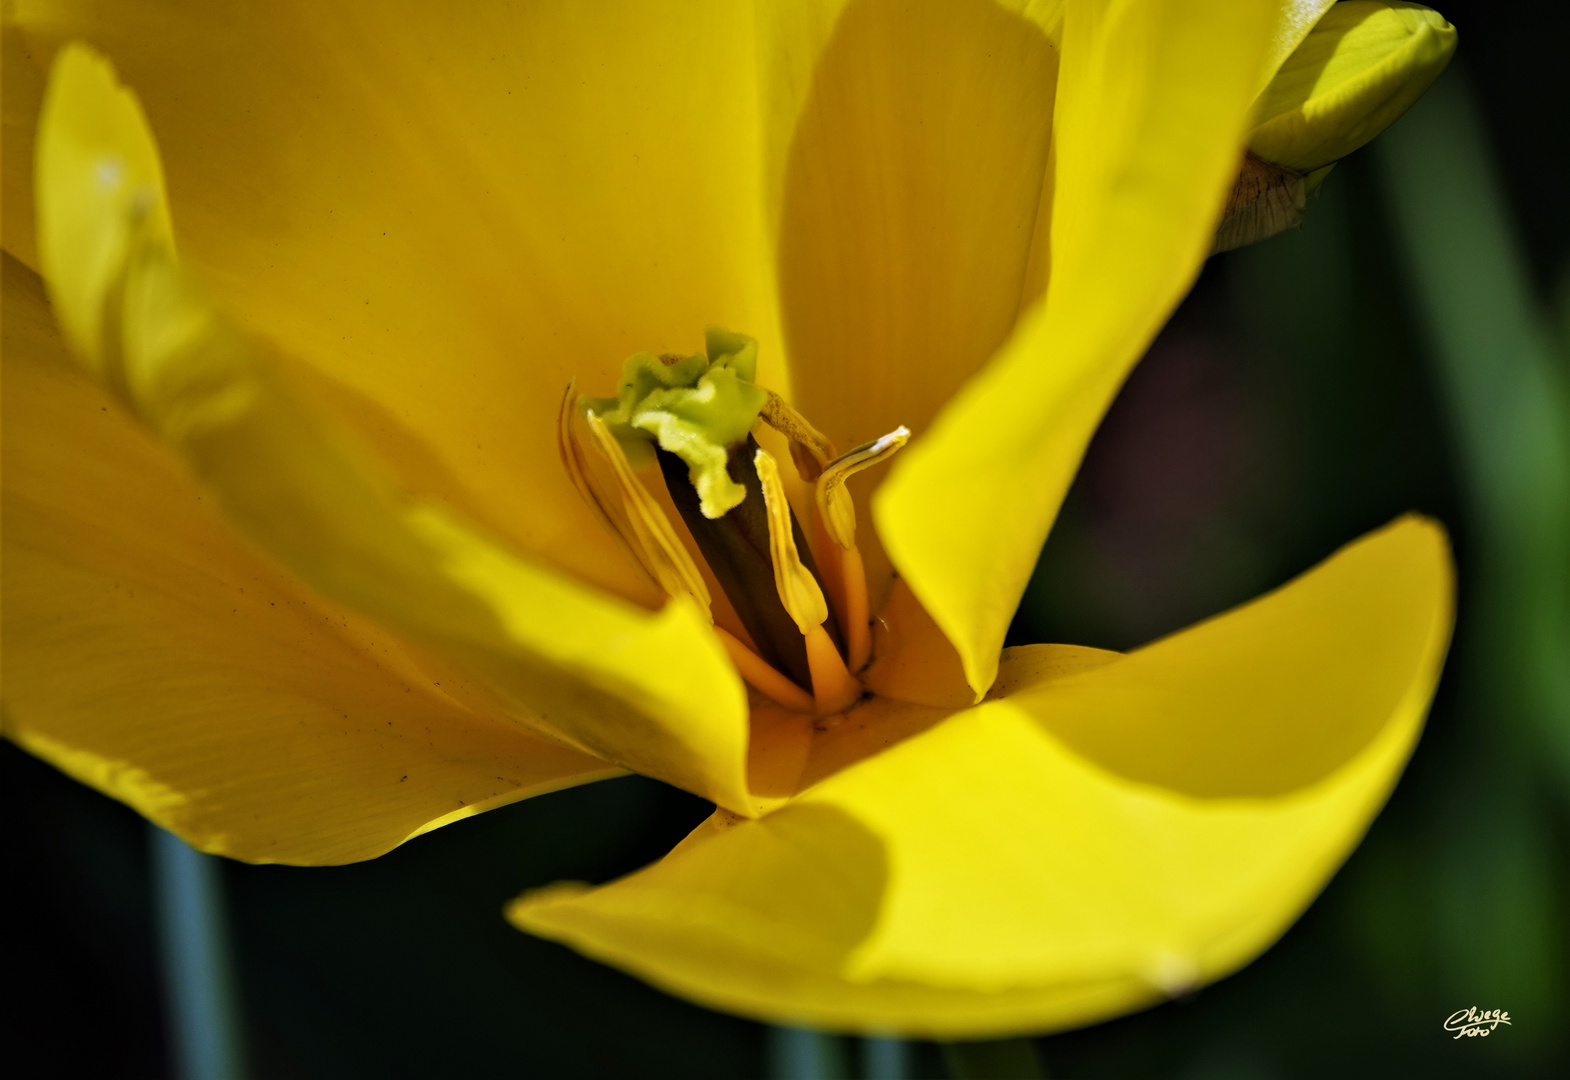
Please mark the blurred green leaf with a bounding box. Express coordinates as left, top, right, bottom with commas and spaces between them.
1374, 69, 1570, 779
1373, 65, 1570, 1052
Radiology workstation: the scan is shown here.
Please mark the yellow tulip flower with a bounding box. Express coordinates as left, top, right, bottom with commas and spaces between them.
3, 0, 1454, 1037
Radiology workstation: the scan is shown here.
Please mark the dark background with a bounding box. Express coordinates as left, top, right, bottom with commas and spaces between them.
5, 1, 1567, 1076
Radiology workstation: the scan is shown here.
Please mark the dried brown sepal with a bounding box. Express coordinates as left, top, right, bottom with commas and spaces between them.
1212, 152, 1307, 254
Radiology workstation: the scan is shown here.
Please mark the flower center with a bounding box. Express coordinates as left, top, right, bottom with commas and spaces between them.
558, 329, 907, 715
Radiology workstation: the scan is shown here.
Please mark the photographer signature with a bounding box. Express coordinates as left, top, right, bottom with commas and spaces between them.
1444, 1007, 1511, 1038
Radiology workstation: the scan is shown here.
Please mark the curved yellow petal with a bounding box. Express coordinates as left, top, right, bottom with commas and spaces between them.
874, 0, 1281, 697
2, 252, 618, 865
5, 1, 781, 604
28, 48, 754, 813
772, 0, 1060, 600
1249, 2, 1456, 172
1256, 1, 1340, 96
509, 517, 1453, 1036
30, 41, 172, 369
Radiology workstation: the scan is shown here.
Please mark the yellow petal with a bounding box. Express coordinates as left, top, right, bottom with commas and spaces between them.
874, 0, 1280, 697
2, 252, 617, 865
29, 50, 755, 813
30, 42, 172, 370
1256, 1, 1340, 96
509, 517, 1453, 1036
5, 2, 781, 604
1249, 2, 1457, 172
770, 0, 1062, 601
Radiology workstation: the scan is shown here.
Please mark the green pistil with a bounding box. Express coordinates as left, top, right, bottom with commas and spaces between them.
584, 327, 768, 518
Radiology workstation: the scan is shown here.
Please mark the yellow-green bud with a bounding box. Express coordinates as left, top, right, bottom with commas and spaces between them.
1249, 1, 1457, 173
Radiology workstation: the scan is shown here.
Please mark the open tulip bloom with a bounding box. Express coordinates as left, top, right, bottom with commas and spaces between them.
3, 0, 1457, 1037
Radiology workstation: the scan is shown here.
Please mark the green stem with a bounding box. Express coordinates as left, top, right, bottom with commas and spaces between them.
863, 1036, 913, 1079
769, 1027, 847, 1079
150, 826, 248, 1080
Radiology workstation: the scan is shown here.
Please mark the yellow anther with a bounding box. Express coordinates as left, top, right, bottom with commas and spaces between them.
558, 382, 652, 576
753, 447, 828, 635
815, 426, 910, 550
581, 410, 712, 616
760, 391, 836, 482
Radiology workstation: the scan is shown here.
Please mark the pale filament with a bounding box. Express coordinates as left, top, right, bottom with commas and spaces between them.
837, 545, 873, 673
805, 625, 861, 715
714, 626, 815, 713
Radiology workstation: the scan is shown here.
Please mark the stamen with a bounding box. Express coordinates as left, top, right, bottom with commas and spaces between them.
714, 627, 816, 713
558, 382, 659, 588
814, 426, 909, 672
582, 411, 713, 615
756, 447, 862, 714
753, 447, 828, 634
567, 334, 863, 711
815, 426, 910, 550
657, 436, 839, 690
760, 390, 837, 482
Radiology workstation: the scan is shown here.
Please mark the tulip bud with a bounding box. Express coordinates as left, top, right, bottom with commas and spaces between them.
1249, 1, 1457, 173
1216, 2, 1456, 253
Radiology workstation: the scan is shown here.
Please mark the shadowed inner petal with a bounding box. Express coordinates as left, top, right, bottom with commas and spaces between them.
775, 0, 1060, 601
